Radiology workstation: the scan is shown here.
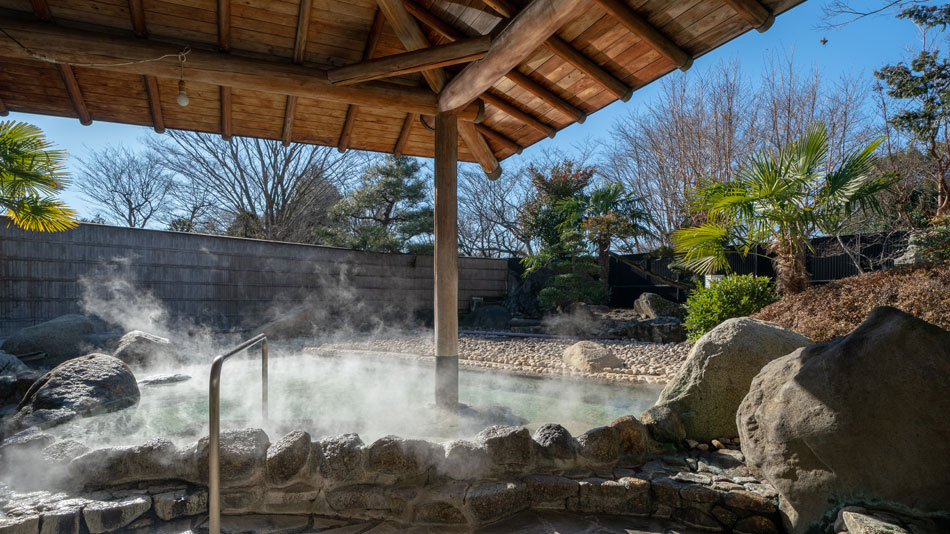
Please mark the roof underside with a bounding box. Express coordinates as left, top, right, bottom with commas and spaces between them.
0, 0, 804, 167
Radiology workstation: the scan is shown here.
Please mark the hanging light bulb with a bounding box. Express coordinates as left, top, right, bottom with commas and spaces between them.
177, 79, 190, 107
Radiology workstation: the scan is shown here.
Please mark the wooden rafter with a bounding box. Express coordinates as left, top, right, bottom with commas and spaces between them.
505, 69, 585, 123
394, 113, 416, 156
480, 91, 555, 138
338, 7, 386, 152
128, 0, 147, 37
143, 75, 164, 133
0, 95, 8, 116
723, 0, 774, 31
29, 0, 50, 21
220, 86, 232, 140
56, 64, 92, 125
0, 17, 483, 120
475, 123, 522, 154
217, 0, 230, 51
440, 0, 588, 112
282, 0, 314, 146
592, 0, 692, 71
402, 0, 570, 133
328, 37, 490, 86
376, 0, 500, 179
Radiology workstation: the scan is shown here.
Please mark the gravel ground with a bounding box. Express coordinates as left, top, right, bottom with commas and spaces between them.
312, 333, 691, 385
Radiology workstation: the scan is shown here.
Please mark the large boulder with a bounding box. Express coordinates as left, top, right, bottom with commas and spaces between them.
7, 353, 140, 431
562, 341, 623, 372
626, 317, 687, 343
737, 307, 950, 534
634, 292, 685, 320
112, 330, 179, 366
0, 350, 29, 376
1, 314, 95, 365
655, 317, 811, 441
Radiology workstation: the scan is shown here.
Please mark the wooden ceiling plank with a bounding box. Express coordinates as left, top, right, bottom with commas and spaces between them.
440, 0, 589, 112
403, 0, 465, 41
722, 0, 773, 31
592, 0, 691, 70
543, 35, 631, 100
220, 85, 232, 139
480, 91, 555, 138
481, 0, 517, 18
394, 112, 416, 155
143, 75, 165, 133
56, 64, 92, 125
328, 37, 491, 86
218, 0, 231, 51
339, 7, 386, 152
475, 123, 522, 154
0, 17, 482, 120
128, 0, 148, 37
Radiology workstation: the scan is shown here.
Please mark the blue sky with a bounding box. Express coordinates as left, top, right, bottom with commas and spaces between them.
5, 1, 927, 219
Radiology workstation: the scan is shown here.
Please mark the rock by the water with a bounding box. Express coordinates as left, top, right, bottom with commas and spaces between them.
112, 330, 178, 366
0, 350, 28, 376
626, 317, 687, 343
639, 405, 685, 443
737, 307, 950, 533
466, 305, 511, 330
562, 341, 623, 372
0, 314, 95, 364
656, 317, 811, 441
634, 293, 685, 320
474, 425, 533, 471
532, 423, 576, 465
8, 354, 139, 432
609, 415, 650, 464
138, 373, 191, 387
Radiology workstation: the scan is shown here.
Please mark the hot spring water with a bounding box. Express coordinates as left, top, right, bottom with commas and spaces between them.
48, 349, 663, 448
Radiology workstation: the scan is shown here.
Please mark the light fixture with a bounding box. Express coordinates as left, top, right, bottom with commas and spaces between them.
177, 79, 189, 107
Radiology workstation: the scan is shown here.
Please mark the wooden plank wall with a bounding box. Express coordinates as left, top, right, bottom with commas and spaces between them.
0, 219, 507, 335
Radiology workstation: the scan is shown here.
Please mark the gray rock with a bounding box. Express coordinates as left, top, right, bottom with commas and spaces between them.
627, 317, 687, 343
576, 426, 620, 465
733, 515, 780, 534
0, 428, 54, 458
365, 435, 440, 478
464, 481, 528, 525
191, 428, 270, 487
609, 415, 650, 465
10, 354, 140, 432
69, 438, 184, 488
112, 331, 177, 366
474, 425, 533, 472
0, 515, 39, 534
42, 440, 89, 465
634, 292, 685, 320
319, 433, 363, 483
82, 496, 151, 533
0, 351, 28, 376
562, 341, 623, 372
640, 405, 686, 443
737, 307, 950, 534
39, 500, 86, 534
138, 374, 191, 387
656, 317, 811, 441
568, 477, 651, 516
440, 440, 489, 480
152, 489, 207, 521
523, 475, 579, 508
412, 486, 467, 525
325, 485, 416, 517
1, 315, 95, 365
532, 423, 575, 466
265, 430, 310, 486
466, 305, 510, 330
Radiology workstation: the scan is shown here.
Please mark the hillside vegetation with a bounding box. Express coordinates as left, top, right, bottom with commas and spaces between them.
752, 263, 950, 342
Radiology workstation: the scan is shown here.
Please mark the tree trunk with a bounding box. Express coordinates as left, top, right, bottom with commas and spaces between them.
598, 239, 610, 292
937, 175, 950, 219
772, 246, 809, 294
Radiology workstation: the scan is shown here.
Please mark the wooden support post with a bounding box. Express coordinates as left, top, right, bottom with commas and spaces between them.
143, 75, 164, 133
57, 64, 92, 125
434, 111, 459, 410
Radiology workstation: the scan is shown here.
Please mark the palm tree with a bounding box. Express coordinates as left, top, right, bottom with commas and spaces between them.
0, 121, 77, 232
673, 124, 896, 294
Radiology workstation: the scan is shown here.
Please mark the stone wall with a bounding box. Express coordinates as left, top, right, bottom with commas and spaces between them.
0, 219, 507, 336
0, 422, 785, 533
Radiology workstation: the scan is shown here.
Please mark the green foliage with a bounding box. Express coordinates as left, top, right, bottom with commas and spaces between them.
521, 160, 595, 268
684, 274, 779, 342
0, 121, 77, 232
917, 219, 950, 262
537, 257, 607, 311
319, 155, 433, 253
673, 124, 897, 293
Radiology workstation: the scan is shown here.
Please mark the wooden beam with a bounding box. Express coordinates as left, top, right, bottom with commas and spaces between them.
337, 105, 358, 152
722, 0, 774, 32
481, 0, 517, 18
505, 70, 585, 123
481, 91, 556, 138
143, 75, 164, 133
475, 123, 523, 154
402, 0, 465, 41
338, 8, 386, 152
220, 86, 232, 140
217, 0, 230, 51
394, 112, 416, 156
56, 64, 91, 125
0, 95, 8, 116
543, 35, 630, 100
458, 121, 501, 180
281, 96, 296, 146
434, 110, 459, 409
29, 0, 51, 21
328, 37, 490, 86
0, 16, 483, 120
128, 0, 147, 37
292, 0, 313, 63
440, 0, 589, 112
592, 0, 692, 71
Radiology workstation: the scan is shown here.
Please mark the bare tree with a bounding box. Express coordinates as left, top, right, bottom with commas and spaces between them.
77, 146, 176, 228
458, 165, 535, 257
151, 132, 359, 243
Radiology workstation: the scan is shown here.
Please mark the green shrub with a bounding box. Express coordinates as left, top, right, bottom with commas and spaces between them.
685, 274, 779, 342
537, 258, 607, 311
917, 220, 950, 263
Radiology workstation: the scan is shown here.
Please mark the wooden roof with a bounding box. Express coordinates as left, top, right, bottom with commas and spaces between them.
0, 0, 804, 176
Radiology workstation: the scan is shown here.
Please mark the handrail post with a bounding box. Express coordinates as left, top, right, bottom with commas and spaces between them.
208, 333, 268, 534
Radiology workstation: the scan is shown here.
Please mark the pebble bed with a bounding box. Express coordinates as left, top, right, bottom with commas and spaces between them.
314, 333, 691, 385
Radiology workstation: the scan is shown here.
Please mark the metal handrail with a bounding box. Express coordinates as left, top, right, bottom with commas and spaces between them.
208, 333, 268, 534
